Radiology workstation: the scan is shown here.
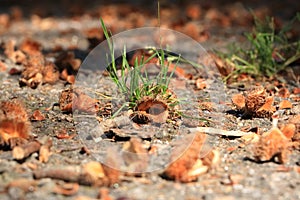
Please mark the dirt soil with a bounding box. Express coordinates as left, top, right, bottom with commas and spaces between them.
0, 0, 300, 200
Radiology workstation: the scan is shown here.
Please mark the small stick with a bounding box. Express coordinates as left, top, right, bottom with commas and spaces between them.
33, 168, 80, 182
39, 138, 52, 163
12, 141, 41, 160
190, 127, 254, 137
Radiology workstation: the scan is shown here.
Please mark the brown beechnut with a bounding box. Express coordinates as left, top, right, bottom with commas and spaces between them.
253, 126, 292, 164
163, 132, 219, 183
231, 86, 275, 118
0, 99, 31, 147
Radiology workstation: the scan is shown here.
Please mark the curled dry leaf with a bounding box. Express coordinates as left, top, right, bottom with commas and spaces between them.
0, 99, 31, 146
232, 86, 275, 118
288, 115, 300, 141
55, 129, 76, 139
253, 127, 290, 163
59, 87, 99, 114
163, 132, 219, 182
30, 110, 45, 121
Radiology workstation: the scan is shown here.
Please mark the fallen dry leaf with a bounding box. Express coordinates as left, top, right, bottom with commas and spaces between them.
59, 87, 99, 114
30, 110, 45, 121
55, 129, 76, 139
0, 99, 31, 146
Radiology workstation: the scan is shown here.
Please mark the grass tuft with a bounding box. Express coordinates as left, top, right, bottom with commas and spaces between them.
217, 13, 300, 80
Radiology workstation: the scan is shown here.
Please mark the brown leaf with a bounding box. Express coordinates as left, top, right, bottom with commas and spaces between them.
55, 129, 76, 139
30, 110, 45, 121
59, 88, 99, 114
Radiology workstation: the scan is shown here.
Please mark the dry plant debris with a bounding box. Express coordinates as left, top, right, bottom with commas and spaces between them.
252, 114, 298, 164
163, 132, 219, 182
59, 87, 100, 114
0, 99, 31, 147
30, 110, 46, 121
232, 86, 276, 118
19, 54, 59, 88
131, 96, 169, 124
34, 161, 119, 187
